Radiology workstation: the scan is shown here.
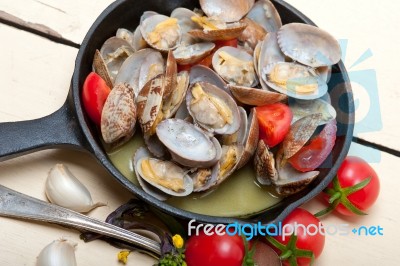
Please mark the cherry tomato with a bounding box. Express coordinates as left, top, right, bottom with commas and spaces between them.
185, 230, 245, 266
268, 208, 325, 266
82, 72, 111, 125
317, 156, 380, 216
255, 103, 293, 147
197, 39, 238, 68
289, 120, 337, 172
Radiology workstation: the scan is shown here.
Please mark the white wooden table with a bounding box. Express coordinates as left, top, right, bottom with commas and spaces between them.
0, 0, 398, 265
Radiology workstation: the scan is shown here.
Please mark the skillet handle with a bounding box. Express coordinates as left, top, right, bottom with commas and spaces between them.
0, 95, 91, 162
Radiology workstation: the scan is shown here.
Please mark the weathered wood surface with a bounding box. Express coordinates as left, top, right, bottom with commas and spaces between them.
0, 0, 399, 265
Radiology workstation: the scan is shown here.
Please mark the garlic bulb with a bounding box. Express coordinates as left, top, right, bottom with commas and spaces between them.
45, 164, 106, 212
37, 239, 77, 266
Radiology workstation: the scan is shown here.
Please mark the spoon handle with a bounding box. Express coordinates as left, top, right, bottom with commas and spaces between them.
0, 185, 161, 255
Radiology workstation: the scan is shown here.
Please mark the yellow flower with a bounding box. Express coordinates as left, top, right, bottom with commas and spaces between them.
172, 234, 184, 249
117, 250, 131, 264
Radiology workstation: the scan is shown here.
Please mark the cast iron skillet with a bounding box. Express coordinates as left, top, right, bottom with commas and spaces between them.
0, 0, 354, 225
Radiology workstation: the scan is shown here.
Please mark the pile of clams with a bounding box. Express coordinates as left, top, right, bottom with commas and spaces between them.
86, 0, 341, 200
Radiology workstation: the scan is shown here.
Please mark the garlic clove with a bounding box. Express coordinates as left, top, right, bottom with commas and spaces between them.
45, 164, 106, 213
37, 239, 77, 266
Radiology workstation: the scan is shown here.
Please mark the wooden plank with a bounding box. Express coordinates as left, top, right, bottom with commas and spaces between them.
0, 0, 114, 44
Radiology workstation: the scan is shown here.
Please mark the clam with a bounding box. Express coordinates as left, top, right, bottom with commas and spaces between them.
101, 83, 136, 145
262, 62, 328, 100
189, 17, 247, 41
137, 74, 165, 135
135, 152, 194, 197
144, 133, 167, 159
116, 28, 135, 50
282, 113, 323, 160
133, 147, 169, 201
189, 65, 229, 94
212, 46, 257, 87
254, 139, 278, 185
246, 0, 282, 32
156, 118, 222, 168
132, 26, 148, 51
228, 85, 287, 106
186, 82, 241, 135
221, 106, 248, 146
317, 66, 332, 83
164, 50, 178, 99
140, 14, 181, 52
191, 163, 219, 192
115, 48, 164, 97
277, 23, 341, 67
289, 98, 336, 125
173, 42, 215, 65
236, 108, 259, 169
93, 49, 113, 88
171, 7, 201, 45
215, 144, 244, 185
163, 71, 190, 119
100, 37, 135, 82
275, 164, 320, 196
199, 0, 255, 22
238, 17, 267, 50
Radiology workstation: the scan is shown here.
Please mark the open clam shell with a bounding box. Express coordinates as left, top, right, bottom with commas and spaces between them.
228, 85, 287, 106
275, 163, 319, 196
133, 147, 169, 201
163, 71, 190, 119
188, 21, 247, 42
115, 48, 164, 97
135, 156, 194, 197
164, 50, 178, 99
237, 108, 259, 169
238, 17, 267, 50
116, 28, 135, 50
186, 81, 241, 135
132, 26, 148, 51
191, 163, 220, 192
140, 14, 182, 52
189, 65, 229, 94
277, 23, 341, 67
156, 118, 222, 168
144, 133, 167, 159
289, 98, 336, 125
171, 7, 201, 46
100, 37, 135, 82
212, 46, 258, 87
262, 62, 328, 100
247, 0, 282, 32
173, 42, 215, 65
199, 0, 255, 22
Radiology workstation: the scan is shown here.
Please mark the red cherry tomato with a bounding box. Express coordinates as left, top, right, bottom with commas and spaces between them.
185, 230, 245, 266
318, 156, 380, 216
289, 120, 337, 172
82, 72, 111, 125
255, 103, 293, 147
268, 208, 325, 266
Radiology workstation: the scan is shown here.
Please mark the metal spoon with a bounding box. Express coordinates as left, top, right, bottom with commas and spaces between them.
0, 184, 161, 255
